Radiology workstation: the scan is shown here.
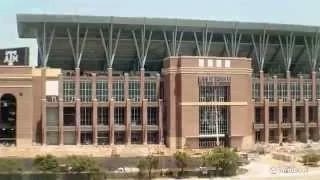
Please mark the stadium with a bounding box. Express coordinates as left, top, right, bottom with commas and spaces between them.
1, 14, 320, 149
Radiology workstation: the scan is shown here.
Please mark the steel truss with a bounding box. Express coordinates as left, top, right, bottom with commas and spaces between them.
193, 25, 214, 56
132, 24, 153, 69
278, 33, 295, 72
36, 23, 55, 67
163, 26, 184, 56
66, 24, 88, 68
304, 31, 320, 71
251, 30, 269, 71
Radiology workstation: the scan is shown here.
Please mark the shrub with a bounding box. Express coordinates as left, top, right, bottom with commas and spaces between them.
302, 151, 320, 167
0, 159, 22, 172
202, 147, 240, 176
173, 151, 189, 177
137, 155, 159, 179
63, 156, 101, 173
33, 154, 59, 172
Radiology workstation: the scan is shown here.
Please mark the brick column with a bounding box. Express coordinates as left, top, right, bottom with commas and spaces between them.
317, 99, 320, 140
264, 99, 269, 143
291, 99, 296, 142
286, 71, 291, 100
299, 75, 304, 102
312, 71, 317, 102
124, 73, 129, 101
109, 99, 114, 145
59, 99, 64, 145
142, 99, 148, 144
58, 73, 64, 145
126, 99, 131, 144
156, 73, 161, 99
304, 99, 309, 142
273, 76, 278, 101
41, 68, 46, 145
140, 68, 145, 102
278, 99, 283, 144
108, 68, 113, 100
75, 68, 81, 145
259, 71, 264, 102
158, 99, 163, 144
41, 99, 47, 145
92, 74, 97, 145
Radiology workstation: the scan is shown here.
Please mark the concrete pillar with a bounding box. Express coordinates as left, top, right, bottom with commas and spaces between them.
158, 99, 163, 144
291, 99, 296, 142
41, 68, 46, 145
41, 99, 47, 145
58, 73, 64, 145
109, 99, 114, 145
317, 99, 320, 140
124, 73, 129, 101
278, 99, 283, 143
140, 68, 145, 102
286, 71, 291, 101
142, 99, 148, 144
108, 68, 113, 101
304, 99, 309, 141
92, 99, 98, 145
299, 75, 304, 102
126, 99, 131, 144
273, 75, 278, 101
59, 99, 64, 145
312, 71, 317, 102
259, 70, 264, 102
75, 68, 81, 145
156, 73, 161, 100
264, 99, 269, 143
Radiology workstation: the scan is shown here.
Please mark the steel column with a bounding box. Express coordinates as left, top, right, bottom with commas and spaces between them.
163, 26, 184, 56
278, 33, 295, 72
36, 23, 55, 67
223, 28, 242, 57
251, 30, 269, 71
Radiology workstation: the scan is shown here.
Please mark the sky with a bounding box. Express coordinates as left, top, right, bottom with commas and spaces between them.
1, 0, 320, 66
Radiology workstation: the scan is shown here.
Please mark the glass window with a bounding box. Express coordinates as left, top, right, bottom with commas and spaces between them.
96, 80, 108, 102
80, 79, 92, 102
128, 80, 140, 102
131, 107, 141, 125
145, 80, 157, 102
63, 79, 75, 102
80, 107, 92, 125
112, 80, 124, 102
98, 107, 108, 125
114, 107, 125, 125
147, 107, 158, 125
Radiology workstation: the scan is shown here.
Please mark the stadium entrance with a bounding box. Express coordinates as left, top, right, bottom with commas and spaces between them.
0, 94, 16, 145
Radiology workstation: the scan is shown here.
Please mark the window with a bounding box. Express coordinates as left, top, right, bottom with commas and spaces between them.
64, 107, 75, 126
145, 80, 157, 102
317, 80, 320, 99
252, 79, 260, 101
131, 107, 141, 125
147, 107, 158, 125
303, 80, 312, 100
114, 131, 125, 144
216, 60, 222, 67
224, 60, 231, 68
80, 132, 92, 145
277, 81, 288, 102
147, 131, 158, 144
129, 80, 140, 102
264, 80, 274, 101
131, 131, 143, 144
80, 79, 92, 102
255, 108, 261, 123
63, 79, 75, 102
96, 80, 108, 102
199, 106, 229, 136
290, 80, 299, 101
199, 86, 229, 102
112, 80, 124, 102
80, 107, 92, 125
97, 132, 109, 145
114, 107, 125, 125
98, 107, 108, 125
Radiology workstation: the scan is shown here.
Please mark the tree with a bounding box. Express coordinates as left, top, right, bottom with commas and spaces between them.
173, 151, 189, 176
33, 154, 59, 172
63, 155, 100, 173
202, 147, 240, 176
137, 155, 159, 179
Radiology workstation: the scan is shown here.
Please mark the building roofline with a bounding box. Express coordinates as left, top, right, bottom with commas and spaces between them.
17, 14, 320, 38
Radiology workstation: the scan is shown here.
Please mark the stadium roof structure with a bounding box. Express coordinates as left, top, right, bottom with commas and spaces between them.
17, 14, 320, 75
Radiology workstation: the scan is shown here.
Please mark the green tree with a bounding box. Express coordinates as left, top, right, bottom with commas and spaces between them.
137, 155, 159, 179
173, 151, 189, 176
33, 154, 59, 172
63, 155, 100, 173
202, 147, 240, 176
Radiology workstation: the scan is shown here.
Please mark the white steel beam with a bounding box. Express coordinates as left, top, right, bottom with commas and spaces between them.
132, 24, 153, 68
251, 30, 269, 71
304, 32, 320, 71
36, 22, 56, 67
278, 33, 295, 71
